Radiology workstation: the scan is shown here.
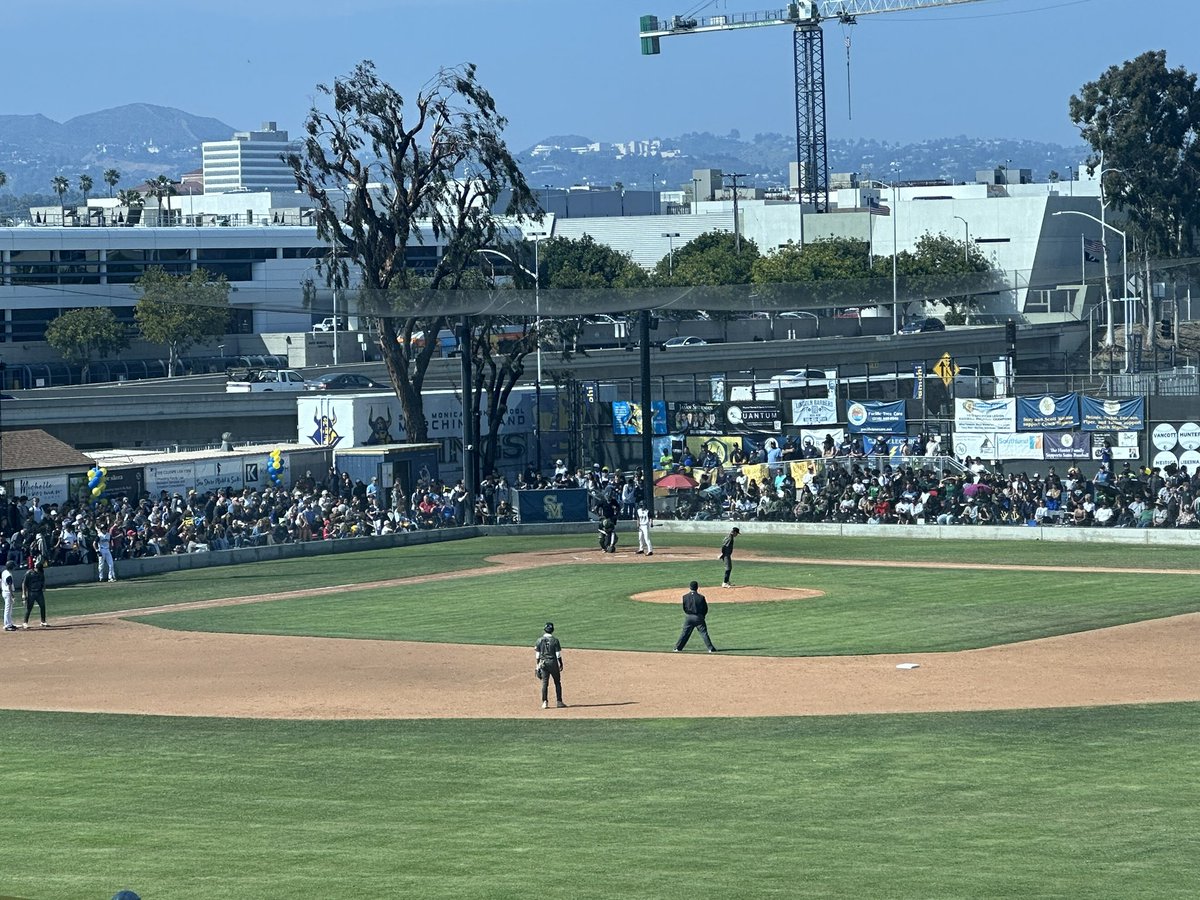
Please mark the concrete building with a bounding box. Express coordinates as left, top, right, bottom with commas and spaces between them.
202, 122, 299, 194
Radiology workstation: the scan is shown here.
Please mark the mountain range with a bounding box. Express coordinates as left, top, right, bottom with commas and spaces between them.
0, 103, 1087, 204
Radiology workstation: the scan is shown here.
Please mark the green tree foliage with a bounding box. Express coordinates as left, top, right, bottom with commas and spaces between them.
286, 60, 539, 443
539, 234, 648, 289
653, 231, 759, 287
896, 233, 995, 325
1070, 50, 1200, 258
78, 173, 93, 202
148, 175, 177, 225
751, 237, 876, 312
103, 168, 121, 198
133, 267, 230, 375
44, 307, 129, 383
51, 175, 69, 218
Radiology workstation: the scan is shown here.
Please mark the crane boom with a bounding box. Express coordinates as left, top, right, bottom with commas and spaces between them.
640, 0, 981, 41
639, 0, 985, 213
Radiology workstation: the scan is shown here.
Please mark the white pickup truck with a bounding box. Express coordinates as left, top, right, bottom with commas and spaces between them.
226, 368, 309, 392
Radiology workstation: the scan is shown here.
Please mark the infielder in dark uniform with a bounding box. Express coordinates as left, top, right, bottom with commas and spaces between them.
536, 622, 567, 708
719, 526, 740, 587
21, 561, 48, 628
674, 580, 717, 652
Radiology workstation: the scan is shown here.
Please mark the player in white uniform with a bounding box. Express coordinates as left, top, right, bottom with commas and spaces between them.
2, 561, 15, 631
636, 503, 654, 556
95, 530, 117, 582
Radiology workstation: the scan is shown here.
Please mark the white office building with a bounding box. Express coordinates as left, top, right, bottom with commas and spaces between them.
202, 122, 299, 194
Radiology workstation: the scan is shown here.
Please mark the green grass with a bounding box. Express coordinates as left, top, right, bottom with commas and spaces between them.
2, 705, 1198, 899
136, 555, 1200, 655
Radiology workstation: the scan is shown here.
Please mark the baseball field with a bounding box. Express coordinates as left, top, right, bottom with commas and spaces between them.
2, 532, 1198, 898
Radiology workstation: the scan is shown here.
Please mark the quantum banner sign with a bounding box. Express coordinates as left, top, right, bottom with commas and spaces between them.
1080, 397, 1145, 431
721, 402, 782, 433
1017, 393, 1080, 430
846, 400, 906, 435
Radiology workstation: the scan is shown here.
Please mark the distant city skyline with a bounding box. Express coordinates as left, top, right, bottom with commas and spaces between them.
6, 0, 1196, 152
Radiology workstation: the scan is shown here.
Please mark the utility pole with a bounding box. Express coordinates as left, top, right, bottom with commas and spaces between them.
723, 173, 747, 254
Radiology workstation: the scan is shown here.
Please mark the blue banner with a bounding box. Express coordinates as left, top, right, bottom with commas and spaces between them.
1080, 396, 1145, 432
1018, 393, 1080, 430
846, 400, 906, 435
515, 489, 590, 523
612, 401, 668, 436
1043, 432, 1090, 459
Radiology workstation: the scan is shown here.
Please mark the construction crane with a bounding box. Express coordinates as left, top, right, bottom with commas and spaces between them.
640, 1, 985, 212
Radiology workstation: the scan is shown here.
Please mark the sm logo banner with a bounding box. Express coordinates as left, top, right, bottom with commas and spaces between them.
516, 489, 589, 523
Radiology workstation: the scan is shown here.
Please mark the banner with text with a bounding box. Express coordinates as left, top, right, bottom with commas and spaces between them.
721, 402, 782, 433
1017, 393, 1080, 431
669, 402, 721, 435
1080, 396, 1145, 431
995, 432, 1045, 460
846, 400, 906, 435
790, 398, 838, 427
612, 401, 668, 436
954, 398, 1016, 433
1043, 431, 1090, 459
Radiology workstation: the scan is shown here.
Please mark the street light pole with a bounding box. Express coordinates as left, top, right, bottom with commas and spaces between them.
953, 215, 969, 264
1053, 209, 1129, 369
661, 232, 680, 277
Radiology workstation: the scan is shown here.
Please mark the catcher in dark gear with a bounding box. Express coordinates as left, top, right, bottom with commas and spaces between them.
535, 622, 566, 708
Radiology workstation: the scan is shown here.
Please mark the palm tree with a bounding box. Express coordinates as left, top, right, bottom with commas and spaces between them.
150, 174, 177, 225
79, 173, 93, 203
0, 170, 7, 191
51, 175, 70, 222
103, 168, 121, 198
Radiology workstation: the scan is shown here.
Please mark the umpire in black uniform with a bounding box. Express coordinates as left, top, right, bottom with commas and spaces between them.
674, 581, 717, 653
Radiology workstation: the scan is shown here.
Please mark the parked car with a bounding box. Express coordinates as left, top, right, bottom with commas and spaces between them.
305, 373, 389, 392
768, 368, 832, 387
662, 335, 708, 348
899, 317, 946, 334
311, 317, 346, 333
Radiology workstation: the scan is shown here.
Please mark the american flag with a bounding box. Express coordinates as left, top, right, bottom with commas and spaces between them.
1084, 237, 1105, 262
867, 196, 890, 215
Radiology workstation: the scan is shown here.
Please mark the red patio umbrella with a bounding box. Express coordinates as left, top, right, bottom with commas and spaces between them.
656, 472, 699, 489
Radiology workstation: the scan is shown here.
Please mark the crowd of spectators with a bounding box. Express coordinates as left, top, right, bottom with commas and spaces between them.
685, 455, 1200, 528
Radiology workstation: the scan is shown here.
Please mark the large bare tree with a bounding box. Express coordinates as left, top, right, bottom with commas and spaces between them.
286, 60, 539, 442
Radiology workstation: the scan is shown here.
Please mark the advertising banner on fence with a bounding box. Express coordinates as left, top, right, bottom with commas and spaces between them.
1152, 423, 1178, 450
790, 398, 838, 427
1043, 432, 1090, 459
195, 459, 247, 495
1080, 397, 1145, 431
1090, 432, 1139, 461
145, 463, 195, 498
952, 432, 995, 460
683, 436, 743, 466
1178, 422, 1200, 450
612, 401, 667, 436
846, 400, 906, 434
798, 428, 845, 453
14, 475, 70, 507
721, 402, 782, 433
99, 467, 145, 501
954, 398, 1016, 433
1017, 393, 1080, 430
669, 402, 721, 435
995, 432, 1044, 460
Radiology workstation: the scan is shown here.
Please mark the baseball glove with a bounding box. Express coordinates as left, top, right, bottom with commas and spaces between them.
535, 664, 545, 680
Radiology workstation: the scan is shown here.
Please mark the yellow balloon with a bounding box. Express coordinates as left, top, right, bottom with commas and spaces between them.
91, 486, 103, 497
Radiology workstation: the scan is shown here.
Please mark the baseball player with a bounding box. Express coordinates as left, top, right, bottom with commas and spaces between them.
719, 526, 740, 587
535, 622, 566, 709
635, 503, 654, 556
2, 560, 15, 631
21, 561, 48, 628
95, 527, 117, 582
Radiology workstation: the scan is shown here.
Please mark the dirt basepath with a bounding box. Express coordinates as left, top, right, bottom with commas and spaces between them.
2, 546, 1198, 720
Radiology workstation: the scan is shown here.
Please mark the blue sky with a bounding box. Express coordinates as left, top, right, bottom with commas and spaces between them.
8, 0, 1195, 149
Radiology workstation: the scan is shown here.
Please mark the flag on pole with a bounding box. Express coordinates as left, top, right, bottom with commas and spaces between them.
1083, 237, 1105, 263
867, 196, 890, 215
912, 364, 925, 399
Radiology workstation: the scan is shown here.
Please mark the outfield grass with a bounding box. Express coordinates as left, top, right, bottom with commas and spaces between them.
136, 555, 1200, 655
2, 704, 1197, 899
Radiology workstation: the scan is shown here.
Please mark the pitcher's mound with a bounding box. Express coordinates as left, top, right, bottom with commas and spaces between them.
630, 586, 825, 604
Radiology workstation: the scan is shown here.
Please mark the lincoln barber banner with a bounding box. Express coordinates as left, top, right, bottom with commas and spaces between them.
1017, 393, 1080, 431
845, 400, 906, 435
1080, 397, 1145, 432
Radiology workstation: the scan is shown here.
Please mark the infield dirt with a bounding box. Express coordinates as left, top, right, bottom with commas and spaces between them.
2, 546, 1197, 720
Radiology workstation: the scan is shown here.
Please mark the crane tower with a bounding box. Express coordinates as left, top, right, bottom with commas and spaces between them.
640, 0, 984, 212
